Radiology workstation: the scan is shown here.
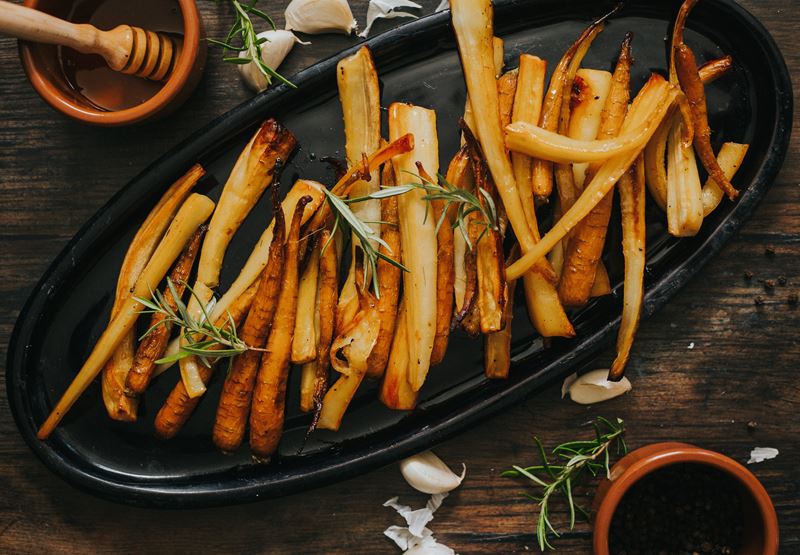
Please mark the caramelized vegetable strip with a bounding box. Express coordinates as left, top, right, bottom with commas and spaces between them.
37, 194, 216, 439
446, 148, 474, 314
507, 75, 678, 280
212, 197, 287, 452
291, 246, 320, 364
336, 46, 382, 334
511, 54, 547, 233
559, 35, 631, 307
379, 299, 418, 410
153, 280, 259, 440
180, 120, 297, 399
388, 103, 439, 392
645, 56, 734, 211
317, 295, 380, 431
301, 230, 339, 424
124, 228, 204, 396
675, 43, 739, 200
366, 167, 403, 377
591, 261, 612, 297
666, 114, 703, 236
463, 36, 505, 144
102, 164, 204, 421
702, 143, 749, 216
249, 198, 310, 459
554, 30, 606, 214
485, 270, 518, 379
609, 159, 646, 381
569, 69, 613, 189
531, 17, 607, 198
462, 129, 507, 333
451, 0, 573, 338
497, 69, 518, 132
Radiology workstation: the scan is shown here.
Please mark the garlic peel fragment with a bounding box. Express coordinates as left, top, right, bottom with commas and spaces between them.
358, 0, 422, 39
238, 30, 309, 92
747, 447, 778, 464
400, 450, 466, 494
563, 369, 632, 405
285, 0, 357, 35
384, 494, 457, 554
435, 0, 449, 12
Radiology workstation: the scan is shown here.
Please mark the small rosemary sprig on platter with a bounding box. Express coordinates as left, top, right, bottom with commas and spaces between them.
502, 416, 627, 551
208, 0, 295, 88
135, 278, 257, 366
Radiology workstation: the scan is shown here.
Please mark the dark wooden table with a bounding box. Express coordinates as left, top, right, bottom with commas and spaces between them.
1, 1, 798, 553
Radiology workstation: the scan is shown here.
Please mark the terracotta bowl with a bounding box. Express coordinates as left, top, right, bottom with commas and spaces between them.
19, 0, 206, 126
593, 442, 779, 554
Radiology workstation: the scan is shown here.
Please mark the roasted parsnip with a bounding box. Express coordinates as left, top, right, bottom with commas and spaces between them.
485, 269, 517, 379
388, 103, 439, 392
102, 164, 204, 421
180, 120, 297, 399
702, 143, 749, 216
291, 245, 320, 365
379, 299, 418, 410
38, 194, 216, 439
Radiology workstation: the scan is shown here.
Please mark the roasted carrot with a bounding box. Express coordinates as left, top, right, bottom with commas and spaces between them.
212, 192, 287, 452
497, 69, 518, 132
366, 164, 403, 376
559, 34, 632, 307
249, 197, 310, 459
675, 43, 738, 201
125, 227, 204, 396
152, 278, 261, 440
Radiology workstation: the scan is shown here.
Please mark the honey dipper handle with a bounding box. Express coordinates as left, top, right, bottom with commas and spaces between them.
0, 1, 101, 53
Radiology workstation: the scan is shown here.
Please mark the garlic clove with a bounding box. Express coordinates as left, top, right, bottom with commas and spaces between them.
561, 372, 578, 398
285, 0, 357, 35
358, 0, 421, 39
564, 369, 632, 405
238, 30, 308, 92
400, 450, 466, 494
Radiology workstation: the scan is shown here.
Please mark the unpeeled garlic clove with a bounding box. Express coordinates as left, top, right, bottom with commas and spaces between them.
399, 450, 466, 494
238, 30, 308, 92
285, 0, 357, 35
563, 369, 632, 405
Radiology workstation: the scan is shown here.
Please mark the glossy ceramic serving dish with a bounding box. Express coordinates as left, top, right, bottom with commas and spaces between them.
7, 0, 792, 507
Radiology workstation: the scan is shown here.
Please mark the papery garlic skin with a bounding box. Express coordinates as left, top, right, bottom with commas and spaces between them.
400, 450, 466, 494
564, 369, 632, 405
238, 30, 307, 92
359, 0, 421, 38
285, 0, 357, 35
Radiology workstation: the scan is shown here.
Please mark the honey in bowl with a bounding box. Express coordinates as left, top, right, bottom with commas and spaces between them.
59, 0, 183, 111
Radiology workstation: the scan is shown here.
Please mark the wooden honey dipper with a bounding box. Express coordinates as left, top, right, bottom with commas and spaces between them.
0, 1, 181, 81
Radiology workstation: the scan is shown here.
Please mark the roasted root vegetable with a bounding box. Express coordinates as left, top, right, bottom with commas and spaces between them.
249, 197, 310, 459
38, 193, 216, 439
153, 278, 260, 440
609, 158, 646, 381
336, 45, 382, 335
299, 229, 339, 422
675, 42, 739, 201
666, 114, 704, 236
379, 299, 418, 410
317, 291, 381, 431
124, 227, 204, 396
388, 103, 439, 392
180, 120, 297, 400
507, 74, 678, 280
485, 250, 519, 380
702, 143, 749, 216
101, 164, 204, 421
366, 166, 403, 377
292, 245, 320, 365
558, 34, 631, 307
212, 193, 287, 452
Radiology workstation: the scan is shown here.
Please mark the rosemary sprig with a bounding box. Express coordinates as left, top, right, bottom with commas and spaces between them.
502, 417, 627, 551
135, 278, 258, 366
208, 0, 295, 88
320, 187, 408, 299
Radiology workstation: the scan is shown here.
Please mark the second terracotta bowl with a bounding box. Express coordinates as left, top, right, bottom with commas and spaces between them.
593, 442, 779, 555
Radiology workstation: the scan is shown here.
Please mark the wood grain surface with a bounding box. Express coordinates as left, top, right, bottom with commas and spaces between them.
0, 0, 798, 553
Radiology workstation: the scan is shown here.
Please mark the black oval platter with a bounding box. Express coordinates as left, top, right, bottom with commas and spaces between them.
6, 0, 792, 508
